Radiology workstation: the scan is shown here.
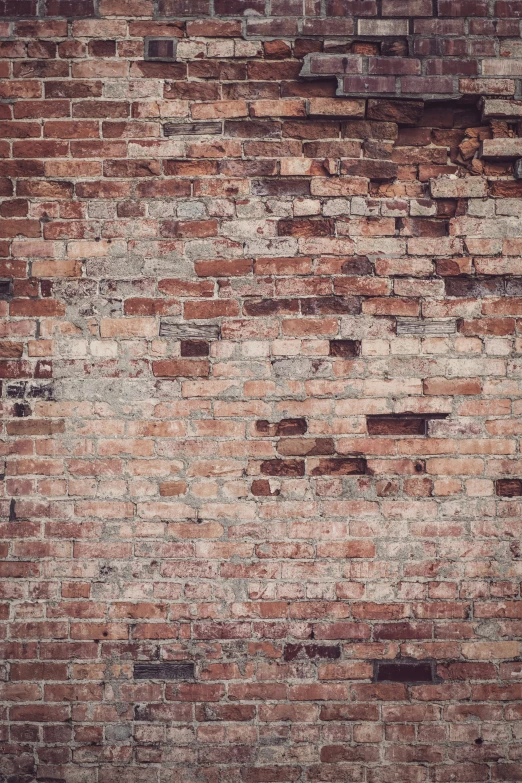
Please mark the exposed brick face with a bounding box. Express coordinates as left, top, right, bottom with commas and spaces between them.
1, 2, 522, 782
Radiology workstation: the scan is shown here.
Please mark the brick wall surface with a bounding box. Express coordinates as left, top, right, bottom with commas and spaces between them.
2, 2, 522, 782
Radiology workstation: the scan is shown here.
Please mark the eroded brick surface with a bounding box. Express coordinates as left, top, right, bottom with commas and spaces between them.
1, 3, 522, 782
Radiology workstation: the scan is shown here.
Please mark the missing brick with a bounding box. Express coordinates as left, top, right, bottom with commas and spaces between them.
144, 37, 178, 62
0, 279, 12, 300
373, 659, 437, 683
367, 414, 449, 436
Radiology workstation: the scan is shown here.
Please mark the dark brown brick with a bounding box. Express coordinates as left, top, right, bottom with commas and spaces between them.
251, 479, 280, 497
341, 159, 399, 180
367, 416, 427, 436
44, 0, 95, 15
445, 277, 504, 297
329, 340, 361, 357
496, 479, 522, 497
309, 457, 367, 475
244, 299, 299, 317
277, 219, 335, 238
260, 459, 305, 477
180, 341, 209, 357
256, 419, 308, 437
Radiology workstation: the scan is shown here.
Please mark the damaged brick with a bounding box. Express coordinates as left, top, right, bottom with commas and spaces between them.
260, 459, 305, 477
251, 479, 280, 496
366, 414, 448, 436
256, 419, 307, 437
309, 457, 367, 475
284, 644, 341, 661
329, 340, 361, 357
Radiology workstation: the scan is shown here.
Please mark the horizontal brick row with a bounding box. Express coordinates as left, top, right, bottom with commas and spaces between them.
303, 53, 522, 99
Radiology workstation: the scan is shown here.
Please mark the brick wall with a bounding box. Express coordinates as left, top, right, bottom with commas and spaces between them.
2, 2, 522, 782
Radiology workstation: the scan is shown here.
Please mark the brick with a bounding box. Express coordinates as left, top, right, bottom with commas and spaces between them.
460, 78, 515, 95
481, 98, 522, 119
496, 478, 522, 497
439, 0, 488, 13
329, 339, 361, 357
250, 99, 306, 118
367, 99, 424, 123
256, 419, 307, 436
100, 318, 157, 338
383, 0, 433, 13
307, 54, 363, 76
367, 416, 428, 436
192, 100, 247, 120
481, 137, 522, 158
430, 177, 488, 198
369, 58, 422, 76
260, 459, 305, 477
152, 360, 210, 377
342, 76, 396, 95
341, 159, 398, 180
308, 98, 366, 117
309, 457, 367, 475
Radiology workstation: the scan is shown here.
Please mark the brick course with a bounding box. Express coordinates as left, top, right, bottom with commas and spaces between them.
1, 2, 522, 782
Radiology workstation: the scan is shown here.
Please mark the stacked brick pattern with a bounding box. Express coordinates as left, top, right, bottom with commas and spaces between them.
2, 2, 522, 782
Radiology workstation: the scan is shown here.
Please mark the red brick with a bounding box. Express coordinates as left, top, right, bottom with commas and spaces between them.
152, 360, 210, 377
184, 300, 239, 319
14, 100, 70, 119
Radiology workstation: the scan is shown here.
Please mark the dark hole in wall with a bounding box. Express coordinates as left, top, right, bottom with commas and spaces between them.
374, 659, 436, 683
145, 37, 177, 61
0, 279, 12, 299
367, 414, 449, 436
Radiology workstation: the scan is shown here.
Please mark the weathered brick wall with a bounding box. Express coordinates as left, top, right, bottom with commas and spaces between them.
2, 2, 522, 782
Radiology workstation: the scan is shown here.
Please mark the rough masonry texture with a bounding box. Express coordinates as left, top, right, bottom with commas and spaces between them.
3, 1, 522, 782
